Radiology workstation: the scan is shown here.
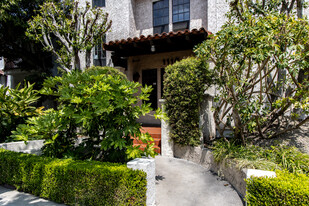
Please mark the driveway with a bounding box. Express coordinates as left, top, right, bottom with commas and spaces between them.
155, 156, 244, 206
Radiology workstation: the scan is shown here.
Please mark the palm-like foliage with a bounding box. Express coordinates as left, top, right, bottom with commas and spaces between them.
0, 83, 42, 142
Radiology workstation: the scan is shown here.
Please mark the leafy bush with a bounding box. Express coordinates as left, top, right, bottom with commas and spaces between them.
246, 170, 309, 206
12, 66, 157, 162
11, 109, 76, 158
0, 149, 147, 206
211, 141, 309, 174
0, 83, 43, 143
163, 57, 213, 146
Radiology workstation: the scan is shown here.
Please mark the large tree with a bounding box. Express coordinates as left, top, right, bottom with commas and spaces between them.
0, 0, 55, 72
26, 0, 112, 73
195, 0, 309, 144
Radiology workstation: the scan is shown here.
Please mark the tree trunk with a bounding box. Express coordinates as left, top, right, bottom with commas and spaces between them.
232, 109, 246, 145
73, 50, 81, 71
297, 0, 303, 18
86, 49, 91, 68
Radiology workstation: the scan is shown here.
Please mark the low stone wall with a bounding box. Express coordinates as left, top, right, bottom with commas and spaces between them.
173, 144, 276, 198
210, 158, 247, 197
127, 158, 156, 206
174, 144, 214, 170
0, 140, 44, 155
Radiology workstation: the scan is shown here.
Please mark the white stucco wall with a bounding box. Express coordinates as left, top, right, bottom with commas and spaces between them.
190, 0, 208, 30
207, 0, 230, 34
132, 0, 153, 37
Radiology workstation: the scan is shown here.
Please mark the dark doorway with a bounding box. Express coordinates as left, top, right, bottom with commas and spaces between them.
142, 69, 157, 109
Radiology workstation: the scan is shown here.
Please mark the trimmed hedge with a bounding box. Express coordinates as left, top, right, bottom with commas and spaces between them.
0, 149, 146, 205
163, 57, 213, 146
246, 170, 309, 206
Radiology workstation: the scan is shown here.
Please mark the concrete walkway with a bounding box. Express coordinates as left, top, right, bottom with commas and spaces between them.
0, 186, 65, 206
155, 156, 244, 206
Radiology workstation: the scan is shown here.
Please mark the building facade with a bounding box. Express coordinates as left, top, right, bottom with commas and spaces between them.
79, 0, 232, 125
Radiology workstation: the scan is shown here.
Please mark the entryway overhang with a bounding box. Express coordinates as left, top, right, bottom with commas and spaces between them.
103, 28, 211, 58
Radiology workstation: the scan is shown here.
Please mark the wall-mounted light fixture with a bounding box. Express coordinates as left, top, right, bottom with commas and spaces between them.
151, 45, 155, 52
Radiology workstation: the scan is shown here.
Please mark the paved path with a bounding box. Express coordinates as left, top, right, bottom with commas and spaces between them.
155, 156, 244, 206
0, 186, 65, 206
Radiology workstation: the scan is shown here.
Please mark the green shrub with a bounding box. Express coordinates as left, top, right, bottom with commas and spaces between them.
211, 141, 309, 174
0, 149, 146, 206
12, 66, 157, 162
246, 170, 309, 206
163, 57, 213, 146
0, 83, 42, 143
11, 109, 76, 158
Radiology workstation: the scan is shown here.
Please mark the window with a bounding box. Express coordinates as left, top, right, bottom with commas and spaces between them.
153, 0, 169, 34
92, 0, 105, 8
173, 0, 190, 31
93, 37, 106, 66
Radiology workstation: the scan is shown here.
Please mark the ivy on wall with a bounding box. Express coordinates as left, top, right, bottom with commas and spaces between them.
163, 57, 213, 146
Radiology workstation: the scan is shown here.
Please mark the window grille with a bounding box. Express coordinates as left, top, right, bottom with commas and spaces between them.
172, 0, 190, 23
92, 0, 105, 8
153, 0, 169, 34
93, 37, 106, 66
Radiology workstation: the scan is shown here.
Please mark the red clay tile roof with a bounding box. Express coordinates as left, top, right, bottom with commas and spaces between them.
104, 27, 212, 47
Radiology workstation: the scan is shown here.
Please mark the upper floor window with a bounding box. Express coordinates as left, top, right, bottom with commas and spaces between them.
93, 37, 106, 66
92, 0, 105, 8
153, 0, 169, 34
173, 0, 190, 31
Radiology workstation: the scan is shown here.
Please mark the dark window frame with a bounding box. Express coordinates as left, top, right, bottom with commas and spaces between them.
92, 0, 105, 8
172, 0, 190, 23
93, 36, 106, 66
153, 0, 169, 34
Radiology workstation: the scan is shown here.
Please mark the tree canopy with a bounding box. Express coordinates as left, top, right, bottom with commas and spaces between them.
26, 0, 112, 73
195, 0, 309, 144
0, 0, 56, 72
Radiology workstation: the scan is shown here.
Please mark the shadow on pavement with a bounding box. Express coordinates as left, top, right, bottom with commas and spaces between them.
0, 186, 64, 206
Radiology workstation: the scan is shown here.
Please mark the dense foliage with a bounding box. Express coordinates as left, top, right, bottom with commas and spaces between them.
12, 66, 157, 162
0, 0, 55, 72
195, 0, 309, 144
0, 83, 43, 143
26, 0, 111, 72
246, 170, 309, 206
164, 57, 213, 146
211, 141, 309, 174
0, 149, 147, 206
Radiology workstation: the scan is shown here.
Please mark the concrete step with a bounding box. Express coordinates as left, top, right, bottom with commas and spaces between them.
140, 127, 161, 134
132, 127, 162, 154
133, 144, 161, 154
133, 138, 161, 147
